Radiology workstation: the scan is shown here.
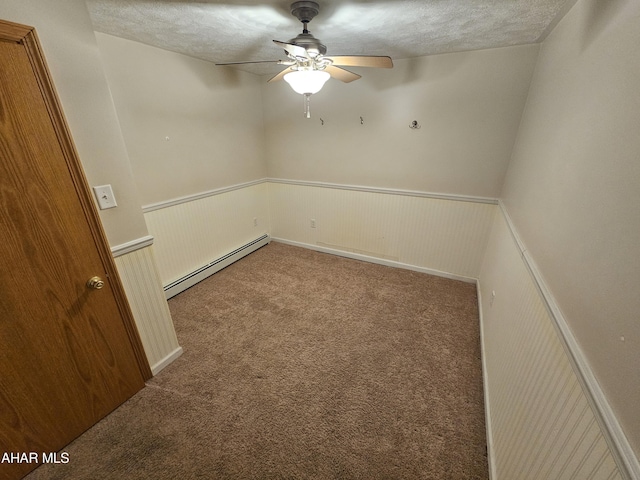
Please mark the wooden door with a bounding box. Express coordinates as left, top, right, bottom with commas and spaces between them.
0, 21, 150, 480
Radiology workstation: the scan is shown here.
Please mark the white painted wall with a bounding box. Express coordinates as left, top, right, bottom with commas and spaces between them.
499, 0, 640, 457
263, 45, 539, 198
95, 32, 267, 206
0, 0, 148, 247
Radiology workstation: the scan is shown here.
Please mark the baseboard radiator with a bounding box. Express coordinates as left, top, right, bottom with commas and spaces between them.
163, 234, 270, 299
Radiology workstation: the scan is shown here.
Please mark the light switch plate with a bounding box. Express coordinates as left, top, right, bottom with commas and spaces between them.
92, 184, 117, 210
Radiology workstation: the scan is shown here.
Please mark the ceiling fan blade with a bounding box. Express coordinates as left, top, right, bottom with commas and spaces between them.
273, 39, 309, 59
216, 60, 288, 66
325, 55, 393, 68
325, 65, 361, 83
267, 66, 295, 83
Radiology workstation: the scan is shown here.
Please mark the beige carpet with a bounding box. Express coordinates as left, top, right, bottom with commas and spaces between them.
27, 242, 488, 479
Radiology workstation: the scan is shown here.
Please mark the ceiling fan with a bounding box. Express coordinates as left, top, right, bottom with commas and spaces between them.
216, 1, 393, 117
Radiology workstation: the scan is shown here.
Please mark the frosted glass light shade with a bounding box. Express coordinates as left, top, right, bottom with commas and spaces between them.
284, 70, 330, 94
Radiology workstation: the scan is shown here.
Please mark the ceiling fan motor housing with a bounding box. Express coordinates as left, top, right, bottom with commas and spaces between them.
290, 1, 320, 24
288, 32, 327, 56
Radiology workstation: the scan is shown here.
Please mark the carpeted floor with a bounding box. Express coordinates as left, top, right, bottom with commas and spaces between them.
27, 242, 488, 479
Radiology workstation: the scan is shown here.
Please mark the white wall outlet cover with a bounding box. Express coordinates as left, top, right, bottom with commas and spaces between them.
92, 184, 118, 210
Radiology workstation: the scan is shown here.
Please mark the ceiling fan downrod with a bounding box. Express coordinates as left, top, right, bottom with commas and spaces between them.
288, 1, 326, 56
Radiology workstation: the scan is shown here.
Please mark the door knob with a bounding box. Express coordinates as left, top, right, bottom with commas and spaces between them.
87, 276, 105, 290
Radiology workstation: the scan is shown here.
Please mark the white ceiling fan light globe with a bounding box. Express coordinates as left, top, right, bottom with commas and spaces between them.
284, 70, 330, 94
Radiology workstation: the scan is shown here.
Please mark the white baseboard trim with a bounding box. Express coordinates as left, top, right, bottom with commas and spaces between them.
271, 237, 478, 284
163, 234, 270, 299
111, 235, 154, 257
150, 346, 183, 376
476, 281, 497, 480
498, 202, 640, 480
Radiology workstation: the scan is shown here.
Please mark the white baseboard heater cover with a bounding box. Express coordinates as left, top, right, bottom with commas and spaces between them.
163, 234, 270, 299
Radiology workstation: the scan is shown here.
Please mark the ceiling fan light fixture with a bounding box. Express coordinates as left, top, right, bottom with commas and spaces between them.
284, 69, 330, 95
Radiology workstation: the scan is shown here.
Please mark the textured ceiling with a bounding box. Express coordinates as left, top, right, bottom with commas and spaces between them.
86, 0, 574, 76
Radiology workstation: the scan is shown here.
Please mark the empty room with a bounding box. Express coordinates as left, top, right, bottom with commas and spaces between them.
0, 0, 638, 479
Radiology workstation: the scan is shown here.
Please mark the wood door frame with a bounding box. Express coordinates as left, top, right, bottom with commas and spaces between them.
0, 19, 152, 380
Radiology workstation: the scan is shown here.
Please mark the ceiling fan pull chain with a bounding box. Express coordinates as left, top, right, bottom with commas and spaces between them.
304, 93, 312, 118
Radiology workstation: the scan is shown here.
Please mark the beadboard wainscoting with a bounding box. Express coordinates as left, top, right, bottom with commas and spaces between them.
478, 207, 632, 480
128, 177, 637, 478
267, 180, 497, 281
143, 181, 270, 295
112, 242, 182, 375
